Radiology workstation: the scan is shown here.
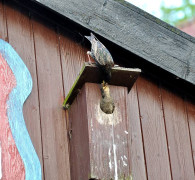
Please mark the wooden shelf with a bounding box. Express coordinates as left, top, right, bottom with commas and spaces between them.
63, 62, 141, 109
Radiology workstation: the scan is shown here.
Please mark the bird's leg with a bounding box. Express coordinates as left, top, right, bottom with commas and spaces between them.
87, 51, 92, 65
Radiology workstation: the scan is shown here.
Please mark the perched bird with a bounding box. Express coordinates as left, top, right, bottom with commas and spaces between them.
85, 32, 114, 82
100, 81, 115, 114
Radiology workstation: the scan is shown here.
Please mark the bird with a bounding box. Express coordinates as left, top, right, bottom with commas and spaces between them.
100, 81, 115, 114
85, 32, 114, 82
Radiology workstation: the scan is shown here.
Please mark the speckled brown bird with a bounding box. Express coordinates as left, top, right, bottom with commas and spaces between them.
85, 32, 114, 82
100, 81, 115, 114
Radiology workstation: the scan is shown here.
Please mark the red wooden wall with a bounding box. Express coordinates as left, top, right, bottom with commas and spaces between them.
179, 20, 195, 37
0, 1, 195, 179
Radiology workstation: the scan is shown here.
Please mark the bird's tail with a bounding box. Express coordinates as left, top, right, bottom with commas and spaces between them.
85, 35, 92, 42
101, 65, 112, 83
85, 32, 96, 43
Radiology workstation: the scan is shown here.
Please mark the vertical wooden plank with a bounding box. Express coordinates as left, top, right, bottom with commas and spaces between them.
136, 77, 172, 180
32, 17, 71, 180
4, 3, 44, 179
186, 98, 195, 170
0, 142, 2, 179
0, 0, 7, 40
69, 85, 90, 180
59, 33, 87, 95
161, 87, 195, 180
126, 84, 147, 180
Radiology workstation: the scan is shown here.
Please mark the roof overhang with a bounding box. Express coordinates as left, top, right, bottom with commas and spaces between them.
12, 0, 195, 87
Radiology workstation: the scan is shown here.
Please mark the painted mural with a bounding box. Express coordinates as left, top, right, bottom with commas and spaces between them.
0, 39, 41, 180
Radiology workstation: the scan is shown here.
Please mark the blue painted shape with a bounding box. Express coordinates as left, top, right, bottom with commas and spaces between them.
0, 39, 41, 180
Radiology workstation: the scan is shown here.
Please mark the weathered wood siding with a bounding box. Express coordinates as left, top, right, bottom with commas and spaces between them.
0, 1, 195, 179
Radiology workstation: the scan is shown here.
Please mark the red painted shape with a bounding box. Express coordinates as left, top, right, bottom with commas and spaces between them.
0, 53, 25, 179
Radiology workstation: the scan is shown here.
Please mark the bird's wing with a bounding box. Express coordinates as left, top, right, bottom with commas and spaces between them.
88, 33, 114, 66
96, 46, 113, 66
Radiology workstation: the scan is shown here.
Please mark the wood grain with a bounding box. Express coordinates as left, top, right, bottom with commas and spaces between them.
3, 2, 195, 180
18, 0, 195, 86
68, 85, 90, 180
59, 32, 87, 96
126, 84, 147, 180
161, 87, 195, 180
4, 3, 44, 178
32, 17, 71, 180
186, 98, 195, 170
86, 83, 130, 179
0, 0, 7, 40
69, 83, 131, 179
136, 77, 172, 180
